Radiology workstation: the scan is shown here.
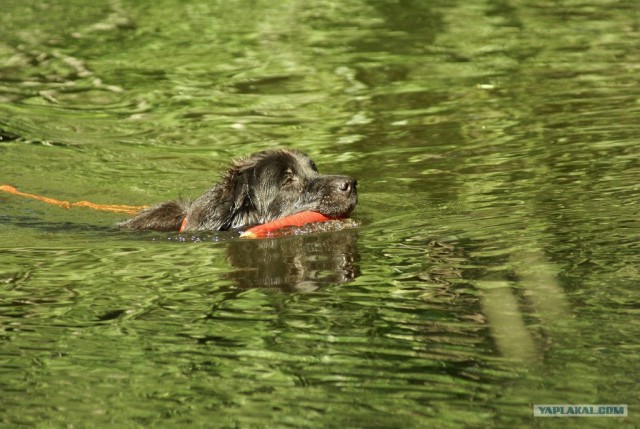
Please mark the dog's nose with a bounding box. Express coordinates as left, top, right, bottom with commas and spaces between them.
338, 178, 357, 194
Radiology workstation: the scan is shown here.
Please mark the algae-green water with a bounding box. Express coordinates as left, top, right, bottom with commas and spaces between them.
1, 1, 639, 428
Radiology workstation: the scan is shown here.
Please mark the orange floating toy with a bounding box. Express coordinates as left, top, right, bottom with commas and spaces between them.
240, 211, 334, 239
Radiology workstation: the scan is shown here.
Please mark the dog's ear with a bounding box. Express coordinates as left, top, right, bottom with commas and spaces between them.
221, 164, 255, 228
186, 158, 259, 231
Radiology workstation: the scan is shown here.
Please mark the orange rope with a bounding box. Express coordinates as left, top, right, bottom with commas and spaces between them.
0, 184, 147, 215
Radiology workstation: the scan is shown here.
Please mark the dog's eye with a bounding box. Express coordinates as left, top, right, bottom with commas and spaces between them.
310, 160, 318, 172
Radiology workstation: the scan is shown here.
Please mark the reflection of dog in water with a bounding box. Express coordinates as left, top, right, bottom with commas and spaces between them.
226, 229, 360, 292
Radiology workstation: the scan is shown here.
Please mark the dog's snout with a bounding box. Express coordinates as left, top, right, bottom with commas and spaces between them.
338, 177, 357, 194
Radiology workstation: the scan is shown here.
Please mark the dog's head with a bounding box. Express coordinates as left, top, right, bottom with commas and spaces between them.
191, 149, 357, 230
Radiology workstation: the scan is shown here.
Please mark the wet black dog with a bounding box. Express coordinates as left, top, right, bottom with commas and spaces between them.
119, 148, 357, 232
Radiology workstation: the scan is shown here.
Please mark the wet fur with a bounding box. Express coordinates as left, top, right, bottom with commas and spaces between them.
119, 148, 357, 232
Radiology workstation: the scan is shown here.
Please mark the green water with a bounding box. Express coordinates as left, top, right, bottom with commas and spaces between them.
1, 1, 639, 428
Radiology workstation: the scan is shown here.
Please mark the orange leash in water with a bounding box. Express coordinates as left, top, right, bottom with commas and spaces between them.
0, 184, 147, 215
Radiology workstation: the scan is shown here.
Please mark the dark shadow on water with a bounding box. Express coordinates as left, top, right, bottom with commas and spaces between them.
225, 229, 361, 292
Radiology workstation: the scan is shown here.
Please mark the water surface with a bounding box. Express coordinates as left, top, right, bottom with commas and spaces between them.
1, 1, 639, 428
